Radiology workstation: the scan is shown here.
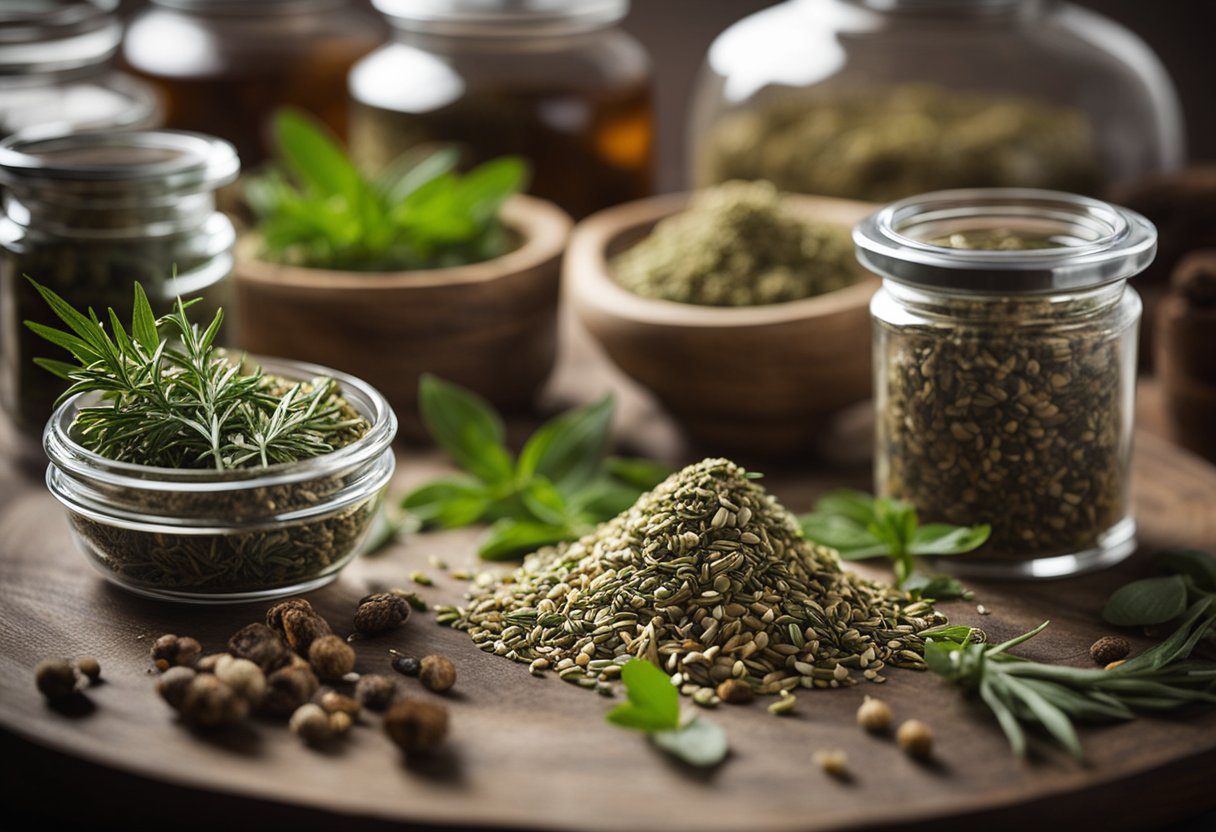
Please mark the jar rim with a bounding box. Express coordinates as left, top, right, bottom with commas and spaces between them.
43, 355, 399, 494
374, 0, 628, 36
0, 129, 239, 195
854, 188, 1157, 294
0, 0, 120, 75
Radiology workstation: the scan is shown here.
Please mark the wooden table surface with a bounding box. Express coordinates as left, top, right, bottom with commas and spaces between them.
1, 320, 1214, 832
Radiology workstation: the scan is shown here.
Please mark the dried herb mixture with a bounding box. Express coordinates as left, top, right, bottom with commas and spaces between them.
612, 180, 855, 307
440, 458, 948, 704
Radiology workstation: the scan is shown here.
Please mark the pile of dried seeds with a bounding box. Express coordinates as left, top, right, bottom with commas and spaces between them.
438, 458, 946, 705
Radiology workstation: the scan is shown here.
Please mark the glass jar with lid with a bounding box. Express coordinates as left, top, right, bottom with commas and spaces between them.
690, 0, 1184, 202
0, 0, 159, 140
349, 0, 653, 218
122, 0, 381, 169
0, 129, 239, 457
856, 189, 1156, 578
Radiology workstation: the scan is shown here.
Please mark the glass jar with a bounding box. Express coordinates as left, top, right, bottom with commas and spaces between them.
690, 0, 1183, 201
349, 0, 653, 218
0, 0, 159, 140
857, 189, 1156, 578
45, 356, 397, 603
122, 0, 381, 169
0, 129, 239, 453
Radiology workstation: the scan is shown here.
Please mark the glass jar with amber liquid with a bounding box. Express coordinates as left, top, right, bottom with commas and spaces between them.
121, 0, 381, 169
349, 0, 653, 218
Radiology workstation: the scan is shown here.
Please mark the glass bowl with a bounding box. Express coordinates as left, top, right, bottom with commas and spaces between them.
43, 356, 397, 603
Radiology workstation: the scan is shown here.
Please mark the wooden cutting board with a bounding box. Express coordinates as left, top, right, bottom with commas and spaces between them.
1, 324, 1214, 832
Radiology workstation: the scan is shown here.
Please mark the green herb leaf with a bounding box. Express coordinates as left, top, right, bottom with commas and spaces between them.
903, 571, 970, 600
1102, 575, 1189, 626
418, 374, 514, 485
130, 282, 159, 354
908, 523, 991, 556
814, 489, 880, 526
1158, 549, 1216, 592
520, 476, 571, 525
604, 456, 672, 491
401, 477, 493, 528
606, 659, 680, 732
477, 519, 576, 561
798, 513, 888, 559
651, 717, 729, 768
274, 108, 364, 202
517, 395, 614, 494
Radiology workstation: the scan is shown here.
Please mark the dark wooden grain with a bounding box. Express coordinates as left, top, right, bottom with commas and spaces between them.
1, 322, 1214, 831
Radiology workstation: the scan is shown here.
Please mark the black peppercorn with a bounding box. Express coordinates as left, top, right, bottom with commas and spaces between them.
261, 664, 320, 717
391, 654, 420, 677
354, 593, 410, 635
419, 655, 456, 693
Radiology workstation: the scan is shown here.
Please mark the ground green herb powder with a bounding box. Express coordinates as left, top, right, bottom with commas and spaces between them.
612, 181, 856, 307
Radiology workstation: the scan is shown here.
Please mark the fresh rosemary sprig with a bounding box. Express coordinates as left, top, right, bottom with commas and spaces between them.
25, 278, 366, 470
925, 607, 1216, 759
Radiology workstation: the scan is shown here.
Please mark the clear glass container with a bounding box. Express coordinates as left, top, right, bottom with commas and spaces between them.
857, 189, 1156, 578
690, 0, 1184, 201
349, 0, 653, 218
0, 0, 159, 140
122, 0, 381, 169
45, 356, 397, 603
0, 129, 239, 452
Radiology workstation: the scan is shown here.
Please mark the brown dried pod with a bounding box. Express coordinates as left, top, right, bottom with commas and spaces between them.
150, 634, 202, 670
355, 673, 399, 711
228, 623, 290, 672
1090, 635, 1131, 666
308, 634, 356, 681
156, 666, 197, 710
318, 690, 362, 719
278, 607, 333, 655
77, 657, 101, 682
354, 593, 410, 635
181, 675, 249, 728
715, 679, 754, 705
266, 598, 315, 632
261, 664, 320, 717
384, 699, 449, 753
35, 659, 79, 700
419, 655, 457, 693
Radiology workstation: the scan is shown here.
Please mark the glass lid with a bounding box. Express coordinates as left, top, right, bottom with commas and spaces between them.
373, 0, 629, 35
0, 0, 120, 76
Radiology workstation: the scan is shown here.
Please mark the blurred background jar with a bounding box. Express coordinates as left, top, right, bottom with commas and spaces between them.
0, 0, 158, 141
689, 0, 1184, 202
349, 0, 654, 219
0, 129, 238, 459
121, 0, 380, 169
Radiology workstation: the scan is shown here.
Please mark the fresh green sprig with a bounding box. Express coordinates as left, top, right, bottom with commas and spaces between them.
247, 109, 529, 272
25, 278, 363, 470
402, 375, 671, 560
798, 490, 989, 599
926, 606, 1216, 760
607, 659, 728, 768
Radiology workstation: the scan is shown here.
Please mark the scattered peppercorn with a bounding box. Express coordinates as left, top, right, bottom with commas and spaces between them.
268, 599, 333, 655
309, 634, 356, 681
391, 654, 421, 677
715, 679, 754, 704
35, 659, 78, 701
180, 675, 249, 728
856, 696, 893, 733
813, 749, 849, 778
318, 690, 361, 719
896, 719, 934, 759
214, 655, 266, 705
77, 657, 101, 683
228, 623, 289, 672
289, 703, 333, 745
355, 673, 399, 711
262, 664, 320, 717
156, 666, 197, 710
329, 710, 354, 736
354, 592, 410, 635
384, 699, 449, 753
1090, 635, 1131, 666
418, 655, 457, 693
150, 634, 202, 670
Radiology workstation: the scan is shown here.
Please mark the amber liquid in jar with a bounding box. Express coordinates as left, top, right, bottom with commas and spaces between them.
122, 2, 380, 168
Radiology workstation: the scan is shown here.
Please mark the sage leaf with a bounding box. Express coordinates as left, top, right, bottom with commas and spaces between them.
606, 659, 679, 732
521, 476, 571, 525
401, 477, 492, 528
903, 571, 969, 600
274, 108, 364, 202
418, 374, 514, 485
651, 717, 728, 768
814, 489, 879, 525
1102, 574, 1188, 626
908, 523, 991, 556
798, 513, 888, 559
517, 395, 613, 494
477, 519, 576, 561
604, 456, 671, 491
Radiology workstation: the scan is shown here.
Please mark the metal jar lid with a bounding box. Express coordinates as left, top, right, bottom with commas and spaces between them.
0, 128, 239, 198
853, 188, 1158, 294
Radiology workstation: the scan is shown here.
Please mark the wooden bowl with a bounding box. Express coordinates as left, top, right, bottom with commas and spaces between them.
234, 194, 572, 437
565, 191, 879, 453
